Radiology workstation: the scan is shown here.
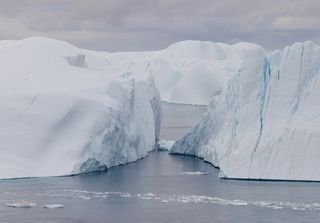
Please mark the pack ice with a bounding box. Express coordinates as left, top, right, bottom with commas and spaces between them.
171, 41, 320, 181
0, 37, 161, 179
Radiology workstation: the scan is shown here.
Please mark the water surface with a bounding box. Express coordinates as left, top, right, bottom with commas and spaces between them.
159, 102, 206, 140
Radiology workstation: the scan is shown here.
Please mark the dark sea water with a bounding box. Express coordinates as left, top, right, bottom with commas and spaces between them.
1, 102, 320, 223
159, 102, 206, 140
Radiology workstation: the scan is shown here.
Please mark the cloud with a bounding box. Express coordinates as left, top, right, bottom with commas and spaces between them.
0, 0, 319, 51
273, 17, 320, 30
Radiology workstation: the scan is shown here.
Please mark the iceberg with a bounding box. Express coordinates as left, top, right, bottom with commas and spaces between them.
157, 140, 175, 151
6, 201, 36, 208
0, 37, 161, 179
179, 171, 209, 175
43, 204, 64, 209
101, 41, 256, 105
171, 41, 320, 181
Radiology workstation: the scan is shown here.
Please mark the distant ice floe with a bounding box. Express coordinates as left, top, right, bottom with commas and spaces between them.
78, 195, 91, 200
5, 189, 320, 212
58, 189, 320, 211
179, 171, 209, 175
43, 204, 64, 209
6, 201, 36, 208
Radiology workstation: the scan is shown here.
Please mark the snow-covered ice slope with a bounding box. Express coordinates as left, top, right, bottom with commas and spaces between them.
171, 41, 320, 181
0, 37, 161, 179
101, 41, 258, 105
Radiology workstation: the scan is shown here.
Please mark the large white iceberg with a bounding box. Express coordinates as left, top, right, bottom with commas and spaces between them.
0, 37, 161, 179
101, 41, 253, 105
65, 40, 257, 106
171, 41, 320, 181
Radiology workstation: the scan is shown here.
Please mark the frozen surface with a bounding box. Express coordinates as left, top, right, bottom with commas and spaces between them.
171, 41, 320, 181
0, 37, 161, 179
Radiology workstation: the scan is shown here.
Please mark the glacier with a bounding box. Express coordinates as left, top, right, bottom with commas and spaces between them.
0, 37, 161, 179
170, 41, 320, 181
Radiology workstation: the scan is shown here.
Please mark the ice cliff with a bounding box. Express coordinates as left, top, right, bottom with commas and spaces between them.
0, 37, 161, 179
171, 41, 320, 181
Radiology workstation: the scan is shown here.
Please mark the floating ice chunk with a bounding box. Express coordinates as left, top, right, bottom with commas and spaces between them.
78, 195, 91, 200
179, 171, 209, 175
120, 193, 132, 198
6, 201, 36, 208
228, 200, 249, 206
160, 200, 169, 203
43, 204, 64, 209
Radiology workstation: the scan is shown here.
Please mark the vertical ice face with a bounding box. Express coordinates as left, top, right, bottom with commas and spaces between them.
171, 41, 320, 181
246, 41, 320, 180
73, 77, 162, 174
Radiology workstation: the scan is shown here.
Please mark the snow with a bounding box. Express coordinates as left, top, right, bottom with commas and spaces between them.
171, 41, 320, 181
0, 37, 161, 179
157, 140, 175, 151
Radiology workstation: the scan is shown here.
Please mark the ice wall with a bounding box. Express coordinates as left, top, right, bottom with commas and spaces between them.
171, 41, 320, 181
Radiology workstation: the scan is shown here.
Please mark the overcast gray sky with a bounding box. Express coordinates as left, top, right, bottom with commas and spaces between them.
0, 0, 319, 51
